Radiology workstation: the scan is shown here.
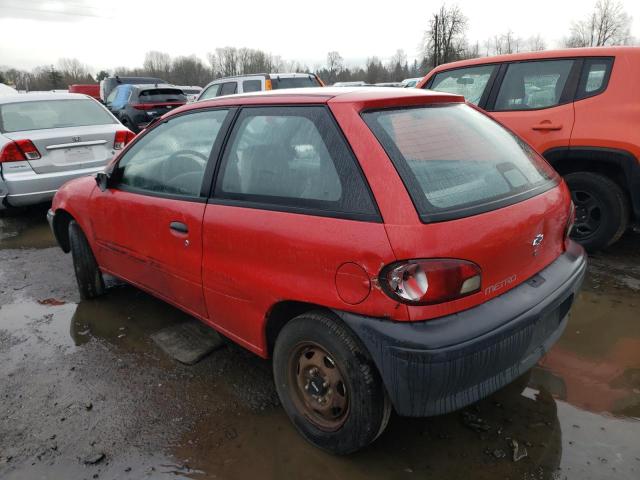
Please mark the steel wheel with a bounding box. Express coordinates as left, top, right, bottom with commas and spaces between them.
571, 189, 602, 240
288, 342, 349, 432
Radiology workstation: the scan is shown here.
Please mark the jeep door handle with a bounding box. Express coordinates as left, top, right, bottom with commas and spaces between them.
169, 221, 188, 234
532, 122, 563, 131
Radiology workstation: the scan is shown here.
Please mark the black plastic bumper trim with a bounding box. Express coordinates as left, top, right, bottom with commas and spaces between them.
335, 245, 587, 417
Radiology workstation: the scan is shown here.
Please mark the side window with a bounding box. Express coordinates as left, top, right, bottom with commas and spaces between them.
219, 82, 237, 96
214, 106, 378, 219
106, 87, 119, 107
494, 60, 574, 111
242, 79, 262, 93
430, 65, 496, 105
116, 109, 229, 197
576, 57, 613, 99
200, 84, 221, 100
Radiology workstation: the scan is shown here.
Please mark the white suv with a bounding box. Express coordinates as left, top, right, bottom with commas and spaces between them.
197, 73, 324, 100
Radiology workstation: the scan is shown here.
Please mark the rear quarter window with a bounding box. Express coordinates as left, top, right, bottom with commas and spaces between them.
363, 104, 558, 222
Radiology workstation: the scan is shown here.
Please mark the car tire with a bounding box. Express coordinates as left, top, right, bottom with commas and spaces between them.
564, 172, 629, 251
273, 310, 391, 455
68, 220, 105, 300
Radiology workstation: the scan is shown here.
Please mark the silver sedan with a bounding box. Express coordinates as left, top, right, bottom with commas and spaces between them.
0, 93, 134, 210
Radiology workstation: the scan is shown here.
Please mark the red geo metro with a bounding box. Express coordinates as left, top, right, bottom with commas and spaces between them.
48, 87, 586, 454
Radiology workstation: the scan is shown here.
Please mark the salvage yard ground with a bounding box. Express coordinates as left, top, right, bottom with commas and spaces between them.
1, 206, 639, 480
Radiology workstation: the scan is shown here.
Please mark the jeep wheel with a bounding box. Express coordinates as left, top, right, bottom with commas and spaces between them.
565, 172, 629, 251
273, 311, 391, 454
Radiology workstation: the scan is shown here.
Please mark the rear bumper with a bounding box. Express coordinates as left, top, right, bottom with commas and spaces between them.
335, 243, 587, 417
0, 165, 104, 209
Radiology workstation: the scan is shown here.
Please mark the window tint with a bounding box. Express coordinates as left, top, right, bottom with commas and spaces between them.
219, 82, 237, 96
270, 76, 321, 89
215, 106, 378, 219
577, 57, 613, 99
138, 89, 186, 103
0, 99, 116, 133
430, 65, 496, 105
495, 60, 574, 111
200, 84, 221, 100
242, 79, 262, 92
363, 104, 557, 222
117, 110, 228, 197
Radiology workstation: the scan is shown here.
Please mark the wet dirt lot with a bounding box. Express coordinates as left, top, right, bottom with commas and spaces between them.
1, 206, 639, 480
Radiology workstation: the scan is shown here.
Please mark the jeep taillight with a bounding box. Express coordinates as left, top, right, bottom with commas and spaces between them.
114, 130, 135, 150
380, 259, 481, 305
0, 139, 41, 163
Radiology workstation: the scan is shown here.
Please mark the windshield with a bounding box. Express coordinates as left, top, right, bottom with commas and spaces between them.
138, 89, 186, 103
0, 98, 116, 133
271, 76, 320, 89
363, 103, 558, 222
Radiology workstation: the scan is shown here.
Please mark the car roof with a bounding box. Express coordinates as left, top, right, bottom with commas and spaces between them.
132, 83, 182, 90
175, 86, 463, 116
203, 72, 316, 87
0, 92, 93, 104
427, 46, 640, 73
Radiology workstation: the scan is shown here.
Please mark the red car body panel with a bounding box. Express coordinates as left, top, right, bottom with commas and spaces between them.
51, 87, 572, 358
91, 188, 209, 319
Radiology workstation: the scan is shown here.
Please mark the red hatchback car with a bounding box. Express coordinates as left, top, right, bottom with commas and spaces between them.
48, 87, 586, 454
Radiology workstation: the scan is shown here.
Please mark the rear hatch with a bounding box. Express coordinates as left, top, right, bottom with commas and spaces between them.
0, 98, 119, 174
134, 88, 186, 118
363, 103, 571, 319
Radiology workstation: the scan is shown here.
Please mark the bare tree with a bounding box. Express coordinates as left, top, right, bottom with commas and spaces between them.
171, 55, 209, 86
423, 4, 468, 67
326, 51, 344, 83
526, 34, 547, 52
206, 52, 218, 77
215, 47, 239, 77
487, 30, 522, 55
566, 0, 632, 47
143, 51, 172, 78
58, 58, 91, 82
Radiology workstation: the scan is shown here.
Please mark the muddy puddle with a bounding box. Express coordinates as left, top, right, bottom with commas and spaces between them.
1, 210, 639, 479
0, 206, 57, 250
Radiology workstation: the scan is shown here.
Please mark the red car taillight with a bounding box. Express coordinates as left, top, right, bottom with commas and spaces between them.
114, 130, 135, 150
380, 259, 482, 305
565, 201, 576, 239
0, 139, 41, 163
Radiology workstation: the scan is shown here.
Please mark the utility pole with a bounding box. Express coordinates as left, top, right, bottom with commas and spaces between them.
434, 14, 439, 68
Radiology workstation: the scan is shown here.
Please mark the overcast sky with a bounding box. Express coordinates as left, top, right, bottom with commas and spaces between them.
1, 0, 639, 72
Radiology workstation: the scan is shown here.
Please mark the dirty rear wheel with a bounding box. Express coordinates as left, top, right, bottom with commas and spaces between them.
273, 311, 391, 454
565, 172, 629, 251
69, 220, 105, 300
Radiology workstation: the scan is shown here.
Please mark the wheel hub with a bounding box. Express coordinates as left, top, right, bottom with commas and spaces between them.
306, 373, 328, 398
289, 343, 349, 431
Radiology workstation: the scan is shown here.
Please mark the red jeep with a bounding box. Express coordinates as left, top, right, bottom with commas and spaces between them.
418, 47, 640, 251
49, 87, 586, 453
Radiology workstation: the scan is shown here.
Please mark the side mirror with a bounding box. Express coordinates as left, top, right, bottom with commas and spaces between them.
96, 171, 110, 192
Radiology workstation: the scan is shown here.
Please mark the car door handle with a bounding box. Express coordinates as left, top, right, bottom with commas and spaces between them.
169, 221, 188, 234
532, 122, 563, 131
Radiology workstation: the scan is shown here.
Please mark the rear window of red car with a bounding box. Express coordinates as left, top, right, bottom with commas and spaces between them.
363, 104, 558, 222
